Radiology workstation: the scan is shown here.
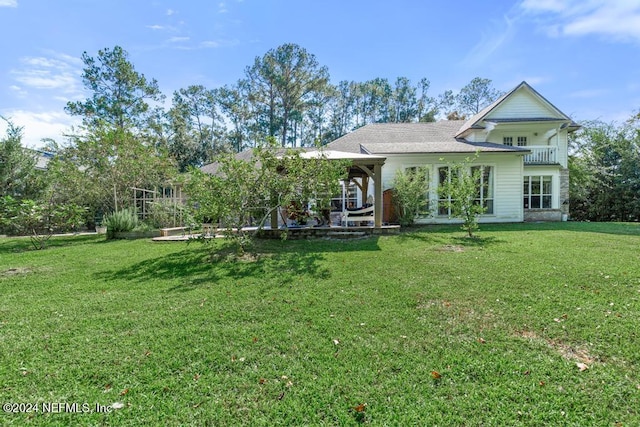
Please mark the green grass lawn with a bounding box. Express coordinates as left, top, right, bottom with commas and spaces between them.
1, 222, 639, 426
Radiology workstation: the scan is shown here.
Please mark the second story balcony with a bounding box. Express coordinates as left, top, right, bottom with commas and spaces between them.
524, 146, 558, 165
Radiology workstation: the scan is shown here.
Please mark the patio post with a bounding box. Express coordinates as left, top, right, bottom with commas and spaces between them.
374, 163, 383, 228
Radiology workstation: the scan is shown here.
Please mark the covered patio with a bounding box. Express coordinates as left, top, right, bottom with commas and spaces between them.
270, 150, 388, 230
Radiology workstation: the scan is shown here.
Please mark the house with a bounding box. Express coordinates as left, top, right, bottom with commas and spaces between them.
33, 149, 54, 171
324, 81, 580, 225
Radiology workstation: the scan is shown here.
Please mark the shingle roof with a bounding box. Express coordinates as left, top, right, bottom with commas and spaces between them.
200, 149, 257, 175
361, 140, 528, 154
325, 121, 528, 155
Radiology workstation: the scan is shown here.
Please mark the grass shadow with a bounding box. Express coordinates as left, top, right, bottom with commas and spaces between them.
0, 233, 102, 254
450, 235, 504, 247
395, 225, 506, 247
94, 238, 342, 292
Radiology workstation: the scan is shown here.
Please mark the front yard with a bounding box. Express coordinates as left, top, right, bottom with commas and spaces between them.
1, 223, 639, 425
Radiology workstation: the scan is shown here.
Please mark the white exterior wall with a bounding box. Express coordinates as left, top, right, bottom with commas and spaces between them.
488, 90, 559, 118
556, 130, 568, 167
379, 152, 525, 224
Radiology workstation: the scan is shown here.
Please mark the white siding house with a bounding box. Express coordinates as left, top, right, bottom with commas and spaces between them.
325, 81, 579, 224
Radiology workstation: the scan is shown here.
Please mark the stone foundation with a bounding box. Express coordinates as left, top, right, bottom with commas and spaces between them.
560, 167, 570, 215
524, 209, 563, 222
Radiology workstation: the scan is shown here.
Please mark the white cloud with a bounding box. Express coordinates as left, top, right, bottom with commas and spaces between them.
166, 9, 175, 15
520, 0, 568, 13
0, 0, 17, 7
0, 110, 80, 148
168, 36, 190, 43
200, 39, 239, 48
9, 85, 27, 98
218, 2, 228, 13
10, 53, 83, 95
462, 13, 517, 66
200, 40, 220, 48
147, 24, 166, 30
520, 0, 640, 43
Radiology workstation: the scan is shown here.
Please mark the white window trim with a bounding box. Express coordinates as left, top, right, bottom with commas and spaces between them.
435, 163, 497, 217
523, 175, 554, 210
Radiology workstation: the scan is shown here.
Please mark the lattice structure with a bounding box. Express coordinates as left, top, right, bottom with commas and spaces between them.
131, 186, 186, 227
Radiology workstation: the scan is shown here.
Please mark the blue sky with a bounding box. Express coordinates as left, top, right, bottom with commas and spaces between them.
1, 0, 639, 148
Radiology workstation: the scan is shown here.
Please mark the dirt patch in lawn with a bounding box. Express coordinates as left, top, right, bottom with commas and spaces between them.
0, 267, 33, 277
438, 244, 465, 252
514, 329, 597, 364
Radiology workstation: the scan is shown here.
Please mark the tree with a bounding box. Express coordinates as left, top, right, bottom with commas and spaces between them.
438, 155, 487, 237
391, 77, 418, 123
216, 82, 251, 152
416, 78, 437, 122
326, 80, 356, 141
456, 77, 503, 116
360, 78, 393, 124
436, 90, 457, 119
0, 195, 86, 249
569, 118, 640, 221
56, 46, 177, 221
185, 140, 347, 254
392, 167, 430, 226
0, 116, 44, 200
167, 85, 225, 170
245, 44, 330, 147
65, 45, 163, 132
300, 84, 335, 146
51, 127, 176, 218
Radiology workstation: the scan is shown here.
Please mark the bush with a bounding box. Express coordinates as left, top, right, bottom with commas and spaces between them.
146, 199, 191, 229
104, 208, 139, 239
0, 195, 86, 249
392, 167, 430, 226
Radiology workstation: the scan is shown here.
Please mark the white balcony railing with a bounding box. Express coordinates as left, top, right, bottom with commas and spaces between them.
524, 146, 558, 164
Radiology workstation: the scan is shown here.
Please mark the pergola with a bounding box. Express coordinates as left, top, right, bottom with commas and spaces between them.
201, 148, 387, 230
298, 150, 387, 228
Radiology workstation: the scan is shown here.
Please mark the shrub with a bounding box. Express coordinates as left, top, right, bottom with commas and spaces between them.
146, 199, 191, 229
438, 156, 486, 238
392, 167, 430, 226
0, 195, 86, 249
104, 208, 139, 239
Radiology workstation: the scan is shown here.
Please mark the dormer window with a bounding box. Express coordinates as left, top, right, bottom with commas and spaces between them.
503, 137, 513, 146
517, 136, 527, 146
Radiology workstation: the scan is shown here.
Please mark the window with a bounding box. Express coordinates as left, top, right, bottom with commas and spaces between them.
524, 176, 552, 209
504, 136, 527, 146
438, 165, 494, 215
472, 166, 494, 214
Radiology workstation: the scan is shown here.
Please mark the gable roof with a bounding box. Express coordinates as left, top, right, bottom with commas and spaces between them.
325, 121, 529, 155
455, 81, 579, 138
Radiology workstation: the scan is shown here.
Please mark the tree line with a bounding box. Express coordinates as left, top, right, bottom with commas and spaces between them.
53, 44, 503, 172
569, 116, 640, 222
1, 43, 639, 241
